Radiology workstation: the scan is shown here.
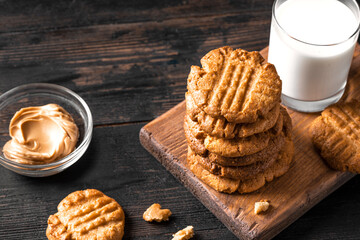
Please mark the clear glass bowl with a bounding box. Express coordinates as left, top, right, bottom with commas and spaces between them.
0, 83, 93, 177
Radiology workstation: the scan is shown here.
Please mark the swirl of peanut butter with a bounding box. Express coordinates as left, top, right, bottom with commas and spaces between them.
3, 104, 79, 165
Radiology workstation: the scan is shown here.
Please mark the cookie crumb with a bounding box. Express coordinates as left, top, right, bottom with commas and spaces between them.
254, 200, 270, 214
172, 226, 194, 240
143, 203, 172, 222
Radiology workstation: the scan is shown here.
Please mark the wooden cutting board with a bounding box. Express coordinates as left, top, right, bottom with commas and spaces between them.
139, 45, 360, 240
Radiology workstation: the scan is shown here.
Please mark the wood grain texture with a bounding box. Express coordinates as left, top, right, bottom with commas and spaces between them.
1, 0, 360, 239
0, 1, 273, 126
0, 124, 236, 239
140, 45, 360, 240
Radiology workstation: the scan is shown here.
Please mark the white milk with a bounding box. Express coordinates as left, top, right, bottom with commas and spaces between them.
268, 0, 359, 101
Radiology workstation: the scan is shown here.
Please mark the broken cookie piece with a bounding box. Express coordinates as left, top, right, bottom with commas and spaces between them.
172, 226, 194, 240
143, 203, 172, 222
254, 200, 270, 214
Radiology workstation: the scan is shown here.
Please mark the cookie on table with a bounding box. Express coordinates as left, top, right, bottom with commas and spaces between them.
187, 46, 282, 123
186, 92, 280, 139
310, 100, 360, 173
46, 189, 125, 240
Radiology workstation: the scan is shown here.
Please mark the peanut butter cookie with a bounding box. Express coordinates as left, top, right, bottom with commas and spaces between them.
184, 113, 266, 157
203, 111, 283, 157
46, 189, 125, 240
207, 132, 284, 167
310, 100, 360, 173
184, 114, 208, 156
190, 146, 277, 180
186, 92, 280, 139
237, 136, 294, 193
184, 111, 283, 157
187, 46, 281, 123
188, 131, 293, 194
187, 108, 294, 194
187, 149, 240, 194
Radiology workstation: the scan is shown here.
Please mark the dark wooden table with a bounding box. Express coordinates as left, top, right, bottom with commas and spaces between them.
1, 1, 360, 239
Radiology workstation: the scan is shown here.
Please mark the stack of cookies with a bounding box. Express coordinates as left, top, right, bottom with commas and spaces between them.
184, 46, 294, 194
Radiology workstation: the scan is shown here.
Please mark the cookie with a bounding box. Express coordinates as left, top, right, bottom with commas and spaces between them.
187, 130, 294, 193
310, 100, 360, 173
237, 136, 294, 193
190, 146, 277, 180
188, 138, 293, 194
238, 107, 293, 193
187, 149, 240, 194
187, 46, 282, 123
186, 92, 280, 139
203, 132, 270, 158
203, 111, 283, 157
207, 131, 285, 167
187, 107, 294, 194
46, 189, 125, 240
184, 110, 283, 157
184, 113, 265, 157
183, 114, 207, 156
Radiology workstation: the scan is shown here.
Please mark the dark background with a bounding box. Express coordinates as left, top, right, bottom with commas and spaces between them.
1, 0, 360, 239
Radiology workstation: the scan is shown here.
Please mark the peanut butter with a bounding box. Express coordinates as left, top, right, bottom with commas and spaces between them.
3, 104, 79, 165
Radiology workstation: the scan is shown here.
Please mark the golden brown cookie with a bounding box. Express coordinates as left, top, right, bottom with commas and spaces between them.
184, 113, 266, 157
238, 107, 293, 193
184, 114, 207, 156
186, 92, 280, 139
207, 131, 285, 167
310, 100, 360, 173
184, 110, 283, 157
46, 189, 125, 240
187, 46, 282, 123
187, 138, 293, 194
190, 146, 277, 180
237, 136, 294, 193
187, 107, 294, 194
187, 140, 294, 193
203, 132, 270, 158
204, 111, 283, 157
187, 149, 240, 194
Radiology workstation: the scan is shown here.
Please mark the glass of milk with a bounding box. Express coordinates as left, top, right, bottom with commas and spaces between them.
268, 0, 360, 112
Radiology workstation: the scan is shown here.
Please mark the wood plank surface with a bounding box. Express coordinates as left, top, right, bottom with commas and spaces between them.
0, 1, 273, 126
1, 1, 360, 239
140, 45, 360, 239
